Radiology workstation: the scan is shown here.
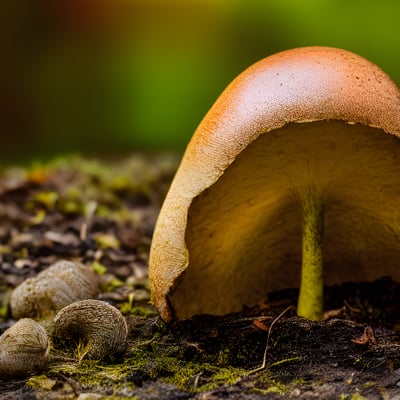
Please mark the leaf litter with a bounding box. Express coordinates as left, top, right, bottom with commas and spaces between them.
0, 154, 399, 399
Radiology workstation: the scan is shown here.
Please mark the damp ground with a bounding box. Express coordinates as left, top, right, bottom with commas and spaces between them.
0, 154, 399, 400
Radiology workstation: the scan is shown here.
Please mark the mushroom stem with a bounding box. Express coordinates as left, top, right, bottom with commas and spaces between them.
297, 191, 324, 320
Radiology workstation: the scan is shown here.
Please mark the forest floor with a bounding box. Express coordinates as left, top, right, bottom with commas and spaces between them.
0, 153, 399, 400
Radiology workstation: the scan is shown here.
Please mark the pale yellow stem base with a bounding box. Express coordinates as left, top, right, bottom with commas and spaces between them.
297, 192, 324, 321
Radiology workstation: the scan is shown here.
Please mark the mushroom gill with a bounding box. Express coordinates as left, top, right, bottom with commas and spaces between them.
172, 120, 400, 318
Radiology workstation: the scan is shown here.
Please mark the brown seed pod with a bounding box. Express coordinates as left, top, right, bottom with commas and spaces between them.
52, 299, 128, 361
10, 260, 100, 320
0, 318, 50, 378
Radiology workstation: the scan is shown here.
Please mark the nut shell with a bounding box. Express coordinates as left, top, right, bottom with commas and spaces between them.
0, 318, 49, 378
11, 260, 100, 320
52, 299, 128, 361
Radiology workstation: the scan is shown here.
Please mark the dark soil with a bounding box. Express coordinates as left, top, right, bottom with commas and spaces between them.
0, 154, 399, 400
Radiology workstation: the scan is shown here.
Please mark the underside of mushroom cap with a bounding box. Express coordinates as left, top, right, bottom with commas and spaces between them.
149, 46, 400, 321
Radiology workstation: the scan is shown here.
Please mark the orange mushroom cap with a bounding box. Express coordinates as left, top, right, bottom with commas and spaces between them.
149, 46, 400, 321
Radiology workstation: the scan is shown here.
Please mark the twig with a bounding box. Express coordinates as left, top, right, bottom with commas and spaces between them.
268, 356, 301, 368
248, 305, 293, 374
80, 200, 97, 240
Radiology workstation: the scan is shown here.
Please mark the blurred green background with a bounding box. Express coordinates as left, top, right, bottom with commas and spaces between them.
1, 0, 400, 163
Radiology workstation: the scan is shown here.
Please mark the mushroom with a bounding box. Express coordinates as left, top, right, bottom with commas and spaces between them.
11, 260, 100, 320
52, 299, 128, 361
149, 46, 400, 322
0, 318, 50, 378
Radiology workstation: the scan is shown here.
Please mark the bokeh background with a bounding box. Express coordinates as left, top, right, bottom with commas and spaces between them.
1, 0, 400, 163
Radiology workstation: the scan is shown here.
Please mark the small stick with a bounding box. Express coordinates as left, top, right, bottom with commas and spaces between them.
80, 201, 97, 240
248, 305, 293, 374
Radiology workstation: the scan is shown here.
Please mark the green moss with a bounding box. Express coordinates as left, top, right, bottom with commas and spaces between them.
58, 198, 85, 215
31, 191, 59, 209
0, 245, 11, 255
94, 233, 120, 250
119, 304, 158, 318
216, 349, 230, 365
27, 375, 57, 391
251, 374, 303, 396
103, 397, 140, 400
248, 366, 316, 396
48, 359, 138, 390
102, 276, 124, 292
352, 395, 367, 400
91, 261, 107, 275
198, 366, 244, 392
0, 306, 7, 319
362, 381, 376, 389
164, 362, 244, 392
340, 394, 367, 400
126, 341, 246, 394
13, 247, 29, 259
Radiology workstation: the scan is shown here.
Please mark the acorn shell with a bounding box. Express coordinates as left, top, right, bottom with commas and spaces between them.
0, 318, 49, 378
10, 260, 100, 320
52, 299, 128, 361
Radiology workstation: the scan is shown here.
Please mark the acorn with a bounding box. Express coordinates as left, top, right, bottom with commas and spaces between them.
10, 260, 100, 320
52, 299, 128, 361
0, 318, 50, 378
